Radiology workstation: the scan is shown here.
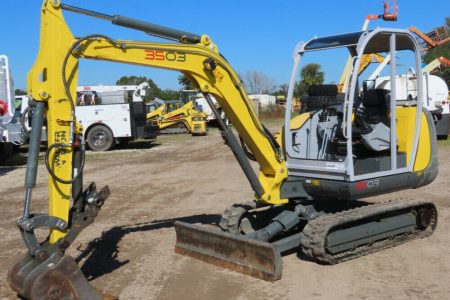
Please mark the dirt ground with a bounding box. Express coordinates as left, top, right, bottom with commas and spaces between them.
1, 128, 449, 300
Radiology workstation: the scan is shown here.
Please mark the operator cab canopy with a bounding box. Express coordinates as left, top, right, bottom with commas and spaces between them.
300, 30, 416, 55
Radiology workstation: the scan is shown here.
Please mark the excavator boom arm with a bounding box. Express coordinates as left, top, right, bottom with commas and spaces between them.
28, 2, 288, 241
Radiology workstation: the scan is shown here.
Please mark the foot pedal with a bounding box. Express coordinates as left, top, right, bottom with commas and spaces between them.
174, 221, 282, 281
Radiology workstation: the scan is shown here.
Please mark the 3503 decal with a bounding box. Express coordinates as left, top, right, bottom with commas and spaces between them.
144, 50, 186, 62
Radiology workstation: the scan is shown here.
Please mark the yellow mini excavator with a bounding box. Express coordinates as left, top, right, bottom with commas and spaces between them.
9, 1, 438, 299
146, 97, 207, 135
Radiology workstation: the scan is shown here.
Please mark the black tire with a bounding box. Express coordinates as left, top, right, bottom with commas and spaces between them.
0, 143, 13, 164
86, 125, 115, 151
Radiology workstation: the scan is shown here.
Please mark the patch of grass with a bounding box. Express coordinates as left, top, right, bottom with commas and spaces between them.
260, 118, 284, 131
259, 105, 285, 119
438, 137, 450, 147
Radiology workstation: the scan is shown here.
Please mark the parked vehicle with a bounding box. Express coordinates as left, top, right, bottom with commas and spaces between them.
374, 72, 449, 138
75, 82, 158, 151
0, 55, 25, 161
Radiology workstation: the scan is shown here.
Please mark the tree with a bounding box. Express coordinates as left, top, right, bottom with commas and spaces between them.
15, 89, 27, 96
294, 63, 325, 97
158, 89, 180, 100
422, 17, 450, 86
293, 81, 304, 98
116, 75, 167, 101
274, 83, 289, 97
116, 75, 148, 85
178, 74, 196, 90
243, 71, 276, 94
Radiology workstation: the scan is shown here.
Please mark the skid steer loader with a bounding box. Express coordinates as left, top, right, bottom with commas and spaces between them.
146, 98, 207, 135
8, 1, 438, 299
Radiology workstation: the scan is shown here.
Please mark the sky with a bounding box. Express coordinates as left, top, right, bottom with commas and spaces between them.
0, 0, 448, 91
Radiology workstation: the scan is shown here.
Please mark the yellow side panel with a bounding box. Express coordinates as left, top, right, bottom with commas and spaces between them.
290, 113, 310, 130
273, 112, 310, 147
396, 107, 431, 171
414, 112, 432, 172
396, 107, 416, 165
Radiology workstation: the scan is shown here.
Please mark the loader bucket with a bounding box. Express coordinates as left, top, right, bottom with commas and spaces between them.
174, 221, 282, 281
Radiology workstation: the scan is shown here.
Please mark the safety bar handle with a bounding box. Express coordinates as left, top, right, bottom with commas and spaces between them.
61, 4, 201, 44
341, 56, 358, 139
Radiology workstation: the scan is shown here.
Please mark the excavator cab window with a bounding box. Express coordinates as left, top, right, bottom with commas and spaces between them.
285, 46, 350, 168
353, 32, 421, 174
284, 29, 424, 181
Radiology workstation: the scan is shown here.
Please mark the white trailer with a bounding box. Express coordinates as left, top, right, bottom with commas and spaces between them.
75, 82, 157, 151
248, 94, 276, 108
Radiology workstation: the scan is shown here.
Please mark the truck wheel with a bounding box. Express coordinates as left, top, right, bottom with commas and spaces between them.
87, 125, 115, 151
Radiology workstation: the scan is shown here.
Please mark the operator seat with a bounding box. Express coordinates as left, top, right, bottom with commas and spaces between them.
360, 89, 390, 125
354, 88, 392, 152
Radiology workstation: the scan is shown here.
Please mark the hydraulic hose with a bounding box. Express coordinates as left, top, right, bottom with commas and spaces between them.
45, 34, 118, 184
61, 34, 119, 143
44, 139, 86, 184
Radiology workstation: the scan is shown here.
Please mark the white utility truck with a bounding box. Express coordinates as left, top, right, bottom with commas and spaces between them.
365, 56, 449, 138
75, 82, 158, 151
374, 72, 449, 138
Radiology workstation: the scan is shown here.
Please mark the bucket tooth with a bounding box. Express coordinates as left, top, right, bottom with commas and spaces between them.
174, 221, 282, 281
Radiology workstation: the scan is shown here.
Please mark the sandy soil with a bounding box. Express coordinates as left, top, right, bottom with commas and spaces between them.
1, 129, 449, 300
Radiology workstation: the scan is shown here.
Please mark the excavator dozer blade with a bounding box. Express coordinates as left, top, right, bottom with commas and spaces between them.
174, 221, 282, 281
8, 251, 115, 300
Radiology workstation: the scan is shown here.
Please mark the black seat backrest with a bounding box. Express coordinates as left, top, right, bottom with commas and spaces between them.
300, 84, 341, 112
308, 84, 338, 97
361, 89, 390, 124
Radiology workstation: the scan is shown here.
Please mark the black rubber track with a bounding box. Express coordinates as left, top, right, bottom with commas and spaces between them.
301, 199, 437, 264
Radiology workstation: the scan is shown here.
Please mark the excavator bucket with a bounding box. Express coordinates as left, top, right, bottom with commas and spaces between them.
8, 182, 114, 300
174, 221, 282, 281
7, 251, 110, 300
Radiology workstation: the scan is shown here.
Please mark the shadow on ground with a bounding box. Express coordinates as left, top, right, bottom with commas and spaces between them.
76, 213, 220, 281
75, 199, 373, 281
0, 166, 18, 177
